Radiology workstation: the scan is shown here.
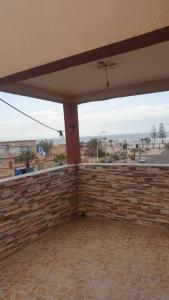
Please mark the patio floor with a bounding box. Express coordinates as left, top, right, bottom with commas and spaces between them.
1, 218, 169, 300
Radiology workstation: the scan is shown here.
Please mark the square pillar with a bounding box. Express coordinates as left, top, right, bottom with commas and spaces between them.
63, 103, 81, 164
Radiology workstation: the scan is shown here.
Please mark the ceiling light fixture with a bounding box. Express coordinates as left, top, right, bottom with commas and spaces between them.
89, 60, 118, 88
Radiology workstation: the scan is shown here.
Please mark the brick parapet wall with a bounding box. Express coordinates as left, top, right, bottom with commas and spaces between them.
1, 163, 169, 260
78, 164, 169, 226
0, 165, 78, 259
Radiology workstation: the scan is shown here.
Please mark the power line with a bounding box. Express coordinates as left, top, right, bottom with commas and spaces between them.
0, 97, 63, 137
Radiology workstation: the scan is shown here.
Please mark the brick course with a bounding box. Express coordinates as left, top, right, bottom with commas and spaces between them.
0, 165, 78, 259
1, 163, 169, 259
78, 164, 169, 225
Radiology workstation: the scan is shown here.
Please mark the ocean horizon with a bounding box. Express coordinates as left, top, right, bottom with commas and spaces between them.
52, 131, 169, 145
1, 131, 169, 145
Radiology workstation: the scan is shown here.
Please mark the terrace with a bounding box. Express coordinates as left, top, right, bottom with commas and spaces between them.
0, 1, 169, 299
1, 164, 169, 299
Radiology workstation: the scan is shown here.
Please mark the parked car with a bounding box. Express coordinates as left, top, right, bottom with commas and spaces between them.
139, 158, 146, 163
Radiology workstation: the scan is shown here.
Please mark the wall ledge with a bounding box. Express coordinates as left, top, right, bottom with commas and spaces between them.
0, 164, 76, 184
78, 163, 169, 168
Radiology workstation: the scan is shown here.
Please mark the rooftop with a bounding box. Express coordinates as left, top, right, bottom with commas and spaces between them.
0, 3, 169, 299
0, 140, 36, 145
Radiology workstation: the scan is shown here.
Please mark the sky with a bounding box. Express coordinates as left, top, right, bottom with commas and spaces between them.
0, 91, 169, 141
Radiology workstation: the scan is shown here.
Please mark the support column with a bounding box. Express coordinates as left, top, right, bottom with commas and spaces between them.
63, 103, 81, 164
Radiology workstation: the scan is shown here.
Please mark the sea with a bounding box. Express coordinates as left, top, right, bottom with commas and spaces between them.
53, 132, 169, 145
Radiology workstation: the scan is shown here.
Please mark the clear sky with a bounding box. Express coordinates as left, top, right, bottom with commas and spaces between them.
0, 91, 169, 141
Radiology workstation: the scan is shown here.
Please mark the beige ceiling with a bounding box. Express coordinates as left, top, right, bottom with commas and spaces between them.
0, 0, 169, 78
1, 40, 169, 104
22, 41, 169, 95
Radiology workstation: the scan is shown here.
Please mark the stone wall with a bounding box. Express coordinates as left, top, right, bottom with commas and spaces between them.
0, 165, 78, 259
78, 164, 169, 226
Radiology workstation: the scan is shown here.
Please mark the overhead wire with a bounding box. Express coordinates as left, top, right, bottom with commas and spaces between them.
0, 97, 64, 137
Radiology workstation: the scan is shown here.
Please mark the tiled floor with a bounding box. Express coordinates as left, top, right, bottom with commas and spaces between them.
1, 218, 169, 300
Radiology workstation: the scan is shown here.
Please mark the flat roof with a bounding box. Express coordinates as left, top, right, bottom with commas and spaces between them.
0, 140, 36, 144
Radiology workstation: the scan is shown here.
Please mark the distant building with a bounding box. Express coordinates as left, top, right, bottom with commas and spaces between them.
50, 144, 66, 156
0, 140, 36, 168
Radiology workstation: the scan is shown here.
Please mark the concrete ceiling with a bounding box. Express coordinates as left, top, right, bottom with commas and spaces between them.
22, 41, 169, 95
1, 40, 169, 104
0, 1, 169, 104
0, 0, 169, 78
